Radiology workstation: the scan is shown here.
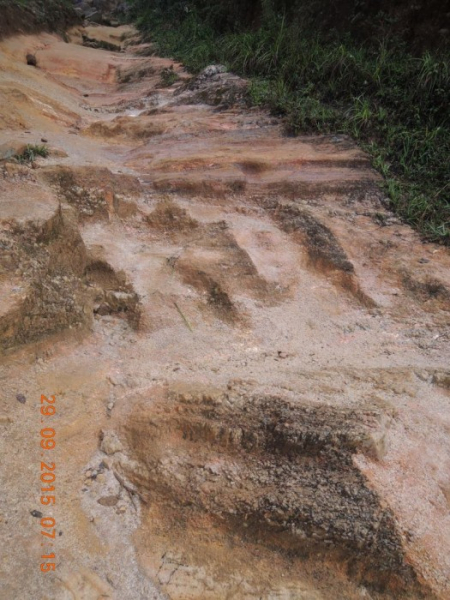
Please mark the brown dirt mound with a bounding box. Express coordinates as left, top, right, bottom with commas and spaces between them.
271, 201, 376, 307
146, 199, 200, 234
115, 386, 431, 596
40, 166, 141, 220
0, 203, 91, 350
85, 116, 166, 141
85, 257, 141, 329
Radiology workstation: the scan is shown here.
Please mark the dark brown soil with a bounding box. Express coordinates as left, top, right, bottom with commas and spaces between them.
0, 0, 79, 41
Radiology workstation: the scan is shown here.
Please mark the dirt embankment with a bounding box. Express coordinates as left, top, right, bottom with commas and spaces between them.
0, 0, 79, 40
0, 20, 450, 600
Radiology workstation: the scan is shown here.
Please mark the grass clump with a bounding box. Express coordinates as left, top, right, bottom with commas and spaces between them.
128, 1, 450, 244
16, 144, 49, 163
159, 66, 180, 87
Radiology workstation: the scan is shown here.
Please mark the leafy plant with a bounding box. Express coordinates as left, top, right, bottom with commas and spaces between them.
16, 144, 49, 163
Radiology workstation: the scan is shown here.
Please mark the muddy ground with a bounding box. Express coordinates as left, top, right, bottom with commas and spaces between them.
0, 22, 449, 600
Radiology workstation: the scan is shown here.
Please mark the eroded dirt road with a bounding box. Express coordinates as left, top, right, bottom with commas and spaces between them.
0, 24, 450, 600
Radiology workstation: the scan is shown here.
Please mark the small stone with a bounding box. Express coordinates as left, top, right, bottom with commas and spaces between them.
41, 138, 48, 143
30, 510, 43, 518
16, 394, 26, 404
97, 495, 119, 507
26, 54, 37, 67
95, 303, 111, 316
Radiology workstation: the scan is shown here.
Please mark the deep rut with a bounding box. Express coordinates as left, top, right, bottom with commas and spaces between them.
0, 22, 450, 600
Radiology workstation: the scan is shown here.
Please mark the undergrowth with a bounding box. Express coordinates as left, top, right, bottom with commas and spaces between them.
129, 2, 450, 243
16, 144, 49, 163
160, 66, 180, 87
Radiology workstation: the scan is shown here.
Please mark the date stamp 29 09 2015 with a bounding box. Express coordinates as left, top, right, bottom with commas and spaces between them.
39, 394, 57, 573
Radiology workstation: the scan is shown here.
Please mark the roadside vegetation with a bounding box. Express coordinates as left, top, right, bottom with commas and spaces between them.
15, 144, 49, 163
128, 0, 450, 243
160, 65, 180, 87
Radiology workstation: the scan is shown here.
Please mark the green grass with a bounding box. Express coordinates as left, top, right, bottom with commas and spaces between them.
16, 144, 49, 163
128, 4, 450, 244
159, 66, 180, 87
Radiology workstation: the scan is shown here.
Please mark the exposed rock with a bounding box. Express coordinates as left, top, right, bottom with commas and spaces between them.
97, 495, 119, 506
174, 64, 248, 107
100, 430, 123, 455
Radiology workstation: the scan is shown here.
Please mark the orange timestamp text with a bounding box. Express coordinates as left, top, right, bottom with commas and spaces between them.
39, 394, 57, 573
